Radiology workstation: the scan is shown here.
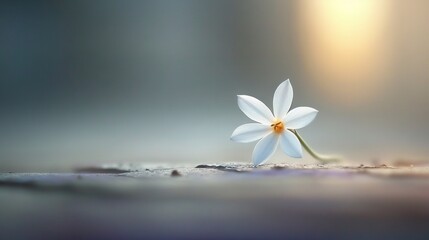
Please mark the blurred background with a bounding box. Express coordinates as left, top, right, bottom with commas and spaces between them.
0, 0, 428, 171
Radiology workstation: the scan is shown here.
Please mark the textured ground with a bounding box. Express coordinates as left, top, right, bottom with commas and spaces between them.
1, 162, 429, 240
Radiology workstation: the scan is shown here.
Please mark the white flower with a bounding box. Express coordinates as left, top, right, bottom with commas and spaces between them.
230, 79, 318, 166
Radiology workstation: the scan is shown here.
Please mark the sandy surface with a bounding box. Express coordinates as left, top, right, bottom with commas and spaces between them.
1, 162, 429, 239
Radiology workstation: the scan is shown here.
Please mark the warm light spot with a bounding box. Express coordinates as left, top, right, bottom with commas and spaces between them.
271, 121, 284, 134
297, 0, 391, 106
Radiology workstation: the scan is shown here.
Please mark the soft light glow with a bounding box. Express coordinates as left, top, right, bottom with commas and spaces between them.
298, 0, 391, 105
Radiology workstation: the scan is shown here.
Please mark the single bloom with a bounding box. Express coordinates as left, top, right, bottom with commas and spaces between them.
230, 79, 318, 166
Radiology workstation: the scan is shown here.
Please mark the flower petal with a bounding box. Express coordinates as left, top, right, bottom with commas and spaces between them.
273, 79, 293, 119
230, 123, 272, 143
284, 107, 318, 129
252, 132, 279, 166
237, 95, 275, 125
280, 130, 303, 158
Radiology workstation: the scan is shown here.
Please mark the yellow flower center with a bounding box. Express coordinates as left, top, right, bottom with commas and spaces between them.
271, 121, 284, 134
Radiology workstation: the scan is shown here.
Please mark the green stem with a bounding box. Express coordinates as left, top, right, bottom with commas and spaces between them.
291, 130, 340, 164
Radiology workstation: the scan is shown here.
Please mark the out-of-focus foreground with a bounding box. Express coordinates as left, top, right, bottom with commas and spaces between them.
1, 163, 429, 239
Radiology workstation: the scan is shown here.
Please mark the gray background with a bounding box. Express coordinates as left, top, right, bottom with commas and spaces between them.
1, 0, 428, 171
